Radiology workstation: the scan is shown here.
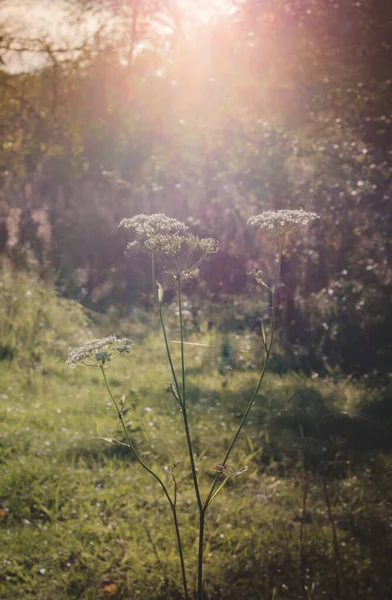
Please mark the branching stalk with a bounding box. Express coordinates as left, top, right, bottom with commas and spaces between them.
177, 277, 203, 511
197, 234, 284, 600
75, 210, 320, 600
171, 504, 189, 600
100, 366, 189, 599
204, 234, 284, 510
101, 367, 171, 501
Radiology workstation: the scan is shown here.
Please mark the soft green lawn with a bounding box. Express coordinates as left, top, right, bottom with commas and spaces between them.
1, 283, 392, 599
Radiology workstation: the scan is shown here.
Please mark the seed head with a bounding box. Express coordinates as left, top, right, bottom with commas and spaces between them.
119, 214, 187, 238
144, 234, 184, 256
120, 213, 218, 279
248, 269, 265, 285
247, 208, 320, 235
66, 335, 134, 368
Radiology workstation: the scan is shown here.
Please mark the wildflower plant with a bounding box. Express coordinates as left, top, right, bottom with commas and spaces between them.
67, 208, 320, 600
66, 335, 133, 368
120, 213, 218, 281
247, 207, 320, 235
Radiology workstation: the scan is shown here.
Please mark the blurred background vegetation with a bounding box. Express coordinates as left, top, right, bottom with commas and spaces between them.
1, 0, 391, 375
1, 1, 392, 599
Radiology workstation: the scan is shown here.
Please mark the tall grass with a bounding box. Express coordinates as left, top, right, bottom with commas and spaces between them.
0, 262, 89, 368
1, 269, 392, 599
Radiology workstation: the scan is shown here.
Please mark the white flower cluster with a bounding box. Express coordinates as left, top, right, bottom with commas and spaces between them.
144, 233, 218, 258
66, 335, 133, 368
120, 213, 218, 279
119, 213, 187, 238
247, 208, 320, 235
144, 234, 184, 256
193, 236, 218, 255
248, 268, 265, 285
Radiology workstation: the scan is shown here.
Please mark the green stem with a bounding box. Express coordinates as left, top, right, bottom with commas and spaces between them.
197, 235, 284, 600
100, 366, 172, 504
204, 234, 284, 509
151, 259, 201, 509
197, 509, 205, 600
177, 277, 203, 511
171, 504, 190, 600
178, 277, 186, 406
150, 256, 193, 598
151, 256, 182, 401
100, 366, 189, 599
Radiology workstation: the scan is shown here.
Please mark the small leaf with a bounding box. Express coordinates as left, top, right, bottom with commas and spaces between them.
93, 437, 115, 444
169, 382, 182, 407
261, 281, 273, 293
261, 321, 266, 346
92, 437, 130, 448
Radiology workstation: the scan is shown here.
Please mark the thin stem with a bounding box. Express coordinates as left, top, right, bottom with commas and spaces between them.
177, 277, 203, 511
100, 366, 189, 599
150, 257, 192, 598
197, 235, 284, 600
204, 234, 284, 510
100, 367, 172, 504
150, 258, 202, 509
151, 255, 182, 401
197, 510, 205, 600
171, 504, 190, 600
178, 277, 186, 406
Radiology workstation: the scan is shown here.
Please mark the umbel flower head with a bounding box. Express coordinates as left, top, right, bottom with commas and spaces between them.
247, 208, 320, 235
66, 335, 133, 369
120, 213, 218, 280
248, 268, 269, 287
119, 213, 187, 240
148, 233, 218, 280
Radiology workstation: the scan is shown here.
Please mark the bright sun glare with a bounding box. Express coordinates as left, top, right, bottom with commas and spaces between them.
176, 0, 235, 22
0, 0, 236, 73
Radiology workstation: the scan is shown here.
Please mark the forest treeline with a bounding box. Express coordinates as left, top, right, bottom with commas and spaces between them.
0, 0, 391, 375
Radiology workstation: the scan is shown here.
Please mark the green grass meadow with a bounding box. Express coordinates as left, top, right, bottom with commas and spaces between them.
1, 273, 392, 599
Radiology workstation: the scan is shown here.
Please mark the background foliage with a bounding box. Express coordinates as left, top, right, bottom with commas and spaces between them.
1, 0, 391, 375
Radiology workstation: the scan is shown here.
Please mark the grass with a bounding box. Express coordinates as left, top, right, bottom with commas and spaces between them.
1, 272, 392, 599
